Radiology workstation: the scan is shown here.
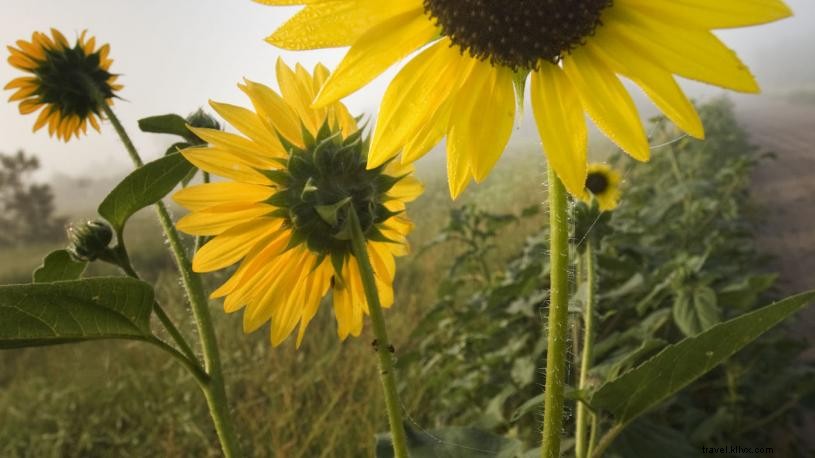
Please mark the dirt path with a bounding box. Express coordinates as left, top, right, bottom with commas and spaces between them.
735, 96, 815, 348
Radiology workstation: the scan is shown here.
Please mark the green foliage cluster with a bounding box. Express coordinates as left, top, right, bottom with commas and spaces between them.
402, 99, 815, 455
0, 151, 66, 246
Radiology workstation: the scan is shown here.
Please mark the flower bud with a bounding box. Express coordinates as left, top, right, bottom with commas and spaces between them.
67, 220, 113, 261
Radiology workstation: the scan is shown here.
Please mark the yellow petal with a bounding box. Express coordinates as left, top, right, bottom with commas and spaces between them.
585, 38, 704, 139
266, 0, 421, 50
603, 7, 760, 93
176, 202, 273, 236
181, 146, 273, 185
193, 218, 283, 272
174, 182, 274, 211
564, 46, 649, 161
618, 0, 793, 29
314, 8, 435, 107
208, 100, 283, 153
238, 79, 303, 147
531, 63, 588, 199
369, 39, 473, 168
448, 62, 516, 183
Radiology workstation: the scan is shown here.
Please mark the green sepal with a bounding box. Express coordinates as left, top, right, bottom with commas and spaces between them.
300, 123, 316, 149
261, 169, 291, 186
315, 197, 352, 227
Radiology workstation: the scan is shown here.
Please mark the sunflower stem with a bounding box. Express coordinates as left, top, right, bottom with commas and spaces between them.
100, 102, 241, 457
348, 206, 409, 458
541, 167, 570, 458
575, 244, 597, 458
108, 239, 200, 366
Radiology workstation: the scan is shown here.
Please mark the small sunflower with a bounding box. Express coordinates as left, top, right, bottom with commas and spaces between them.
583, 163, 621, 212
173, 60, 423, 347
5, 29, 121, 142
262, 0, 792, 198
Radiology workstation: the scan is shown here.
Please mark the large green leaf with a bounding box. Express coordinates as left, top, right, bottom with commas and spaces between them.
32, 250, 87, 283
0, 277, 154, 349
590, 291, 815, 424
98, 153, 193, 232
376, 425, 523, 458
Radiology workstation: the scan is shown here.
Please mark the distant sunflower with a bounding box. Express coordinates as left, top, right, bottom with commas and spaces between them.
173, 60, 422, 347
583, 163, 621, 211
5, 29, 122, 142
262, 0, 792, 198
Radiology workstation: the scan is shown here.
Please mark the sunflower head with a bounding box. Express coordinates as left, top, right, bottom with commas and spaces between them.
423, 0, 613, 70
174, 60, 422, 347
5, 29, 121, 142
582, 163, 621, 211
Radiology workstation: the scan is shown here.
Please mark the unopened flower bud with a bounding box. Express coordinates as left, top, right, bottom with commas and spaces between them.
67, 220, 113, 261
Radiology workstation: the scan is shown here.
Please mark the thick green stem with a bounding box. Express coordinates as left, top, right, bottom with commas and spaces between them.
348, 207, 409, 458
541, 167, 570, 458
100, 103, 241, 457
576, 245, 597, 458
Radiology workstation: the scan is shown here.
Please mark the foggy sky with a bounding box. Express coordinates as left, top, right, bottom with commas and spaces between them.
1, 0, 813, 178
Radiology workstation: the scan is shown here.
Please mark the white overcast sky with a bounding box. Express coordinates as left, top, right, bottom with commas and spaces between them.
1, 0, 813, 178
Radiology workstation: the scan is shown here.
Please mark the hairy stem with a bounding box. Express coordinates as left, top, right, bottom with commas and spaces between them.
348, 206, 409, 458
541, 168, 571, 458
100, 102, 241, 457
576, 245, 597, 458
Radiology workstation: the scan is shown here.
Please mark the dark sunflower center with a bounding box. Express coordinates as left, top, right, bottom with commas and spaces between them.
424, 0, 612, 70
34, 45, 115, 117
585, 172, 609, 195
263, 122, 402, 261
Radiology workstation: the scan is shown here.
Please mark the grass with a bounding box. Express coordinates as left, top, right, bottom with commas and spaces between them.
0, 146, 550, 457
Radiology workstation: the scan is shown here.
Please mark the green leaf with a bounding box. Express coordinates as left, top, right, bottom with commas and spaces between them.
375, 424, 523, 458
98, 153, 194, 232
32, 250, 87, 283
672, 286, 721, 336
590, 290, 815, 425
138, 114, 197, 143
0, 277, 155, 349
610, 419, 697, 458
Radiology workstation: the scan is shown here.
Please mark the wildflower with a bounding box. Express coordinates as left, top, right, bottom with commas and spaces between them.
263, 0, 792, 197
5, 29, 121, 141
584, 163, 621, 212
173, 60, 422, 347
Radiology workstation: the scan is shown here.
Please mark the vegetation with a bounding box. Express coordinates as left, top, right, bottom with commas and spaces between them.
0, 150, 66, 246
0, 99, 812, 457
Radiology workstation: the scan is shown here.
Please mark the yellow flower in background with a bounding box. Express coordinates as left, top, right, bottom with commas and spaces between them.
174, 60, 423, 347
4, 29, 122, 142
262, 0, 792, 198
583, 163, 621, 212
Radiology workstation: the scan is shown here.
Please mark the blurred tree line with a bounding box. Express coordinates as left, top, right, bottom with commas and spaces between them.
0, 150, 65, 246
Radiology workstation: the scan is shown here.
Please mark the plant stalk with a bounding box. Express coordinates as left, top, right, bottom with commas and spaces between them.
100, 102, 241, 457
541, 167, 571, 458
576, 245, 597, 458
348, 206, 409, 458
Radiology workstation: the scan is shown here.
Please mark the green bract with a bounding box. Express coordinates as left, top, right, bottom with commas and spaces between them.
265, 121, 404, 267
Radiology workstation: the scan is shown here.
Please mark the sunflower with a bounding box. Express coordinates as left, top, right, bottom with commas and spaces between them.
173, 60, 423, 347
5, 29, 122, 142
262, 0, 792, 198
583, 163, 621, 212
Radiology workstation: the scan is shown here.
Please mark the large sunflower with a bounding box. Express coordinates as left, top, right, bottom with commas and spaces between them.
5, 29, 121, 142
174, 60, 422, 347
262, 0, 791, 198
